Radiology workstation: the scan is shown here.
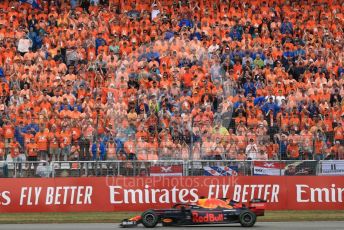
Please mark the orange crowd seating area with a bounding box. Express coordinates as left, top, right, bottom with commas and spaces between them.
0, 0, 343, 162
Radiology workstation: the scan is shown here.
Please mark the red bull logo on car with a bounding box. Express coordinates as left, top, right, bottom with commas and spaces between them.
192, 211, 224, 223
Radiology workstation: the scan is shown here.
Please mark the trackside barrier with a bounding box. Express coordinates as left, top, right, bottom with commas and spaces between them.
0, 160, 339, 177
0, 176, 344, 212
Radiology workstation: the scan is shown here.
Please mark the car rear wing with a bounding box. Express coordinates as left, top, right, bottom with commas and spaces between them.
248, 199, 267, 216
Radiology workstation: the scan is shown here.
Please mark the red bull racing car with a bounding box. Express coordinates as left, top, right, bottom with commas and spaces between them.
120, 198, 266, 228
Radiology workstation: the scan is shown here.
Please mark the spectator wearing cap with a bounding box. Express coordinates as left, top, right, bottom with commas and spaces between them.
151, 2, 160, 20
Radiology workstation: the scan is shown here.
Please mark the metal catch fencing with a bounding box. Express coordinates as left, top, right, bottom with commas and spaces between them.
0, 160, 335, 178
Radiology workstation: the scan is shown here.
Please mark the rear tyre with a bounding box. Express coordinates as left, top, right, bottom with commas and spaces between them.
141, 210, 159, 228
239, 211, 256, 227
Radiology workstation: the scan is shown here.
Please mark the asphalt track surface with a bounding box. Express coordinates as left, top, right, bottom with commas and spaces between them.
1, 222, 343, 230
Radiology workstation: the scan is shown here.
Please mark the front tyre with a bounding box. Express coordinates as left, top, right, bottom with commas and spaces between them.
141, 210, 159, 228
239, 211, 257, 227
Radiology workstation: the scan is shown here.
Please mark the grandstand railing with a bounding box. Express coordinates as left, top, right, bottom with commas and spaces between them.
0, 161, 52, 178
0, 160, 341, 178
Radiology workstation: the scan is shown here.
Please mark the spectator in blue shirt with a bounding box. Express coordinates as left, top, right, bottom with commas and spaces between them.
221, 47, 232, 62
95, 33, 107, 55
338, 67, 344, 76
70, 0, 78, 9
178, 18, 193, 28
283, 47, 295, 60
91, 141, 97, 160
308, 100, 320, 117
234, 96, 246, 109
254, 96, 266, 107
91, 138, 106, 160
164, 31, 174, 40
278, 135, 288, 160
229, 22, 243, 41
99, 141, 106, 160
26, 117, 40, 135
59, 98, 73, 111
280, 18, 293, 34
243, 80, 256, 97
190, 31, 201, 41
136, 100, 150, 116
0, 67, 5, 80
28, 27, 39, 51
294, 44, 306, 58
141, 46, 160, 62
261, 97, 280, 117
14, 121, 26, 148
127, 3, 140, 19
251, 50, 266, 61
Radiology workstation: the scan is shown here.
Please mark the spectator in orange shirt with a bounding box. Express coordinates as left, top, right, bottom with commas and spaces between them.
287, 139, 300, 160
314, 136, 325, 161
26, 138, 38, 162
60, 127, 72, 161
10, 139, 21, 161
49, 126, 60, 161
35, 128, 49, 161
3, 120, 14, 157
0, 137, 5, 160
106, 138, 117, 160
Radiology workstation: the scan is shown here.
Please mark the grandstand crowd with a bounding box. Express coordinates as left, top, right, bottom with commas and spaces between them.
0, 0, 343, 163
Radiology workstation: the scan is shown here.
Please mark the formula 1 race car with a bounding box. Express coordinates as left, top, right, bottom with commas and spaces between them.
120, 198, 266, 228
